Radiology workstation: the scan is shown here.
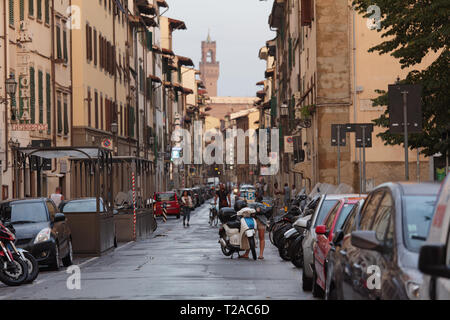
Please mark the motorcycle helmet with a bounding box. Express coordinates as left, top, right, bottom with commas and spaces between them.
234, 199, 247, 212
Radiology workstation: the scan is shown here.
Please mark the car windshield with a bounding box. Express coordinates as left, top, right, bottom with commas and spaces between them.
403, 195, 437, 253
334, 203, 358, 231
62, 200, 104, 213
314, 199, 339, 227
10, 202, 48, 223
156, 193, 176, 201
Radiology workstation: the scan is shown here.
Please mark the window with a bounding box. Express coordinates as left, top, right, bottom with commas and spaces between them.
29, 66, 35, 123
87, 88, 91, 127
37, 0, 42, 20
100, 94, 104, 130
56, 24, 62, 59
9, 0, 14, 26
20, 0, 24, 21
93, 29, 97, 66
94, 91, 99, 129
46, 201, 57, 220
57, 94, 62, 134
86, 24, 92, 62
314, 199, 338, 227
359, 191, 384, 230
62, 199, 104, 213
44, 0, 49, 24
38, 70, 43, 124
335, 203, 358, 232
343, 203, 359, 235
9, 202, 49, 223
46, 73, 51, 133
28, 0, 34, 17
63, 95, 69, 135
63, 27, 68, 63
325, 202, 340, 230
372, 193, 394, 242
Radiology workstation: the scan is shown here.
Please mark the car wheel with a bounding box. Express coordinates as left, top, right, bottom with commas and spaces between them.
62, 239, 73, 267
302, 260, 313, 291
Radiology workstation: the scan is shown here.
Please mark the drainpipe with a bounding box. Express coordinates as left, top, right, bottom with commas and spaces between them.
134, 27, 139, 158
3, 0, 9, 174
51, 0, 57, 174
352, 6, 360, 192
70, 0, 73, 147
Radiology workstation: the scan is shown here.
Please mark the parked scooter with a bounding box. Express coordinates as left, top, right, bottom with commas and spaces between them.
218, 201, 259, 260
0, 220, 30, 286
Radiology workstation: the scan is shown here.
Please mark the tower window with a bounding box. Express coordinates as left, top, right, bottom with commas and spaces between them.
206, 50, 213, 63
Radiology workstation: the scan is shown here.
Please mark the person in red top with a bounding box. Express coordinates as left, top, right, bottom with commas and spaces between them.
214, 183, 231, 209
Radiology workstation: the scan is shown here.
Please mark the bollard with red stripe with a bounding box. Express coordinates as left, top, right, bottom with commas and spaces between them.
132, 172, 137, 241
162, 203, 168, 223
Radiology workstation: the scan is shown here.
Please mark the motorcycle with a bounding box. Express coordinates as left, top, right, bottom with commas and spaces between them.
0, 220, 30, 286
218, 207, 259, 260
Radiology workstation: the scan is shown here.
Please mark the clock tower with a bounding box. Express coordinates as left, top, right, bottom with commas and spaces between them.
199, 32, 220, 97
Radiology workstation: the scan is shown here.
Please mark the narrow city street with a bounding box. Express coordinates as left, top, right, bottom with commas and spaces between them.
0, 201, 312, 300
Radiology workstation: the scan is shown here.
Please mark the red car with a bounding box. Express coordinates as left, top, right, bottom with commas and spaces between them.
313, 197, 364, 297
153, 192, 181, 219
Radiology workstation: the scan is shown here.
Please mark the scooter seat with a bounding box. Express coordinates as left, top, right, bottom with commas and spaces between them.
225, 220, 241, 230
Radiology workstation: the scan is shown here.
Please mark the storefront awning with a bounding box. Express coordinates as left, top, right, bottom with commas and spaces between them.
16, 147, 110, 160
177, 55, 194, 67
137, 0, 156, 15
156, 0, 168, 8
148, 74, 162, 83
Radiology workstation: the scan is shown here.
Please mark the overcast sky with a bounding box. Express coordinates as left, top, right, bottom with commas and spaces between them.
166, 0, 275, 97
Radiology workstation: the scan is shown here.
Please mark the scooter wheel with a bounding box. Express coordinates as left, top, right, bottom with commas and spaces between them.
248, 237, 257, 261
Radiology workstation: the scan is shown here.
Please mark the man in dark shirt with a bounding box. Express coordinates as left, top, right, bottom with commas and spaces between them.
214, 183, 231, 209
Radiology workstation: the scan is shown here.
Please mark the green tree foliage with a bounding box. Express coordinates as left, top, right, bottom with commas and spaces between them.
352, 0, 450, 156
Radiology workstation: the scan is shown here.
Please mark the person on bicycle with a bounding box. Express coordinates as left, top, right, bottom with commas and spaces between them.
214, 183, 231, 209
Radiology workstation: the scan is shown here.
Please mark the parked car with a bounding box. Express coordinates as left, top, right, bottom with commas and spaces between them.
313, 197, 365, 298
153, 192, 181, 219
419, 175, 450, 300
332, 182, 439, 300
0, 198, 73, 270
238, 184, 256, 203
299, 194, 362, 291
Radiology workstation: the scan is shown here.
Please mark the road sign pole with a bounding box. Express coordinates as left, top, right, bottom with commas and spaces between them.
417, 149, 420, 182
362, 126, 367, 193
337, 125, 341, 185
402, 91, 409, 181
359, 147, 363, 194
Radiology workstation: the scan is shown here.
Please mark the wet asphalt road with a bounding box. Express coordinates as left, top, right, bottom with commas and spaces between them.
0, 200, 313, 300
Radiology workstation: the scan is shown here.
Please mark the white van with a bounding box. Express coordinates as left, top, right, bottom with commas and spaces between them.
419, 175, 450, 300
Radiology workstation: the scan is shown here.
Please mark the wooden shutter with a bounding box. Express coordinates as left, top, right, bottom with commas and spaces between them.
63, 29, 68, 62
105, 98, 111, 132
57, 97, 62, 133
20, 0, 24, 21
56, 25, 62, 59
301, 0, 313, 26
63, 97, 69, 135
9, 0, 14, 26
93, 29, 97, 66
100, 94, 103, 130
38, 70, 43, 124
94, 91, 98, 129
37, 0, 42, 20
46, 73, 51, 133
87, 88, 91, 127
28, 0, 34, 16
45, 0, 49, 24
86, 24, 90, 61
30, 67, 36, 123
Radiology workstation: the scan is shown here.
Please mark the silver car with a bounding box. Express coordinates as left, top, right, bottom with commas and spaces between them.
299, 194, 364, 291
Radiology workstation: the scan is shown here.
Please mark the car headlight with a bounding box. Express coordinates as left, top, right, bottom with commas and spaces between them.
406, 281, 421, 300
34, 228, 51, 244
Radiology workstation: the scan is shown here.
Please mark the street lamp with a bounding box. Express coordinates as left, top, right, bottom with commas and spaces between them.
280, 103, 289, 117
1, 74, 18, 104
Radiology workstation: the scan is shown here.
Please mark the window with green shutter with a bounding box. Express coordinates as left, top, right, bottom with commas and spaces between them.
29, 67, 35, 123
63, 29, 68, 62
37, 0, 42, 20
146, 78, 152, 100
56, 25, 62, 59
20, 0, 24, 21
63, 98, 69, 135
19, 76, 24, 123
44, 0, 49, 24
139, 67, 144, 93
146, 30, 152, 51
28, 0, 34, 16
46, 73, 51, 134
9, 0, 14, 26
129, 106, 135, 138
38, 70, 43, 124
57, 97, 62, 133
288, 37, 292, 70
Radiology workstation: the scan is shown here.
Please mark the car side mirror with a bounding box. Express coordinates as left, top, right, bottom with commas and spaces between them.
333, 230, 344, 245
351, 230, 384, 252
54, 213, 66, 223
419, 244, 450, 279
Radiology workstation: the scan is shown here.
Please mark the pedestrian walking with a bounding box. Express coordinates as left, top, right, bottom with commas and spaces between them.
273, 182, 283, 216
291, 185, 297, 201
215, 183, 231, 209
50, 187, 64, 209
181, 190, 193, 227
284, 183, 291, 211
